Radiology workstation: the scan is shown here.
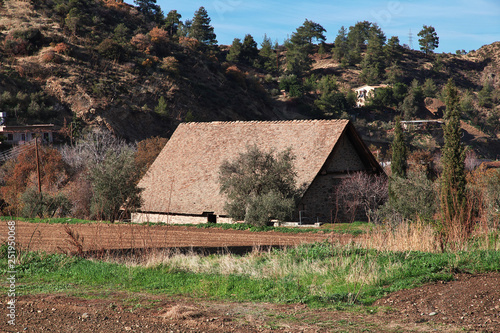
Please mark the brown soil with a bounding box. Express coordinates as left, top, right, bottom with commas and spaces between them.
0, 221, 344, 254
1, 222, 499, 332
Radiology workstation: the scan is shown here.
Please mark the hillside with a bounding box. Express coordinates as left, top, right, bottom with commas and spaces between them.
0, 0, 281, 141
0, 0, 499, 158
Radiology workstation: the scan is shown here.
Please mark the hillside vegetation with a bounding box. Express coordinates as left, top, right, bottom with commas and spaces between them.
0, 0, 499, 156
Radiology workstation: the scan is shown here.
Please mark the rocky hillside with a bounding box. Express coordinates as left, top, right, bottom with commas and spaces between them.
0, 0, 499, 158
0, 0, 281, 141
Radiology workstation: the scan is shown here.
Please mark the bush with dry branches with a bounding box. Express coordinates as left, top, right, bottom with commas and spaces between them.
334, 172, 388, 224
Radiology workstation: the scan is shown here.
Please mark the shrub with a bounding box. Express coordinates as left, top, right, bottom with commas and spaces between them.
4, 28, 43, 56
179, 36, 199, 51
160, 56, 179, 74
149, 27, 168, 44
54, 42, 71, 55
279, 74, 302, 98
96, 38, 123, 61
41, 50, 62, 63
219, 145, 300, 226
0, 145, 70, 215
334, 172, 388, 224
88, 149, 142, 222
380, 170, 438, 225
131, 33, 152, 53
135, 136, 168, 177
21, 188, 72, 218
225, 65, 246, 88
3, 36, 29, 56
243, 191, 295, 227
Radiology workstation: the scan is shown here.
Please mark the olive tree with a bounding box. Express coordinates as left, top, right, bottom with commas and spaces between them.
219, 145, 300, 226
88, 148, 143, 222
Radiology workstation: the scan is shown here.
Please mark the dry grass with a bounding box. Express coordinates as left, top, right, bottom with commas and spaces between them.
160, 305, 203, 320
100, 243, 401, 292
360, 219, 499, 253
361, 221, 439, 252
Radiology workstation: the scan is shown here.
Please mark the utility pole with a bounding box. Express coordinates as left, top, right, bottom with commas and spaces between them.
35, 136, 41, 193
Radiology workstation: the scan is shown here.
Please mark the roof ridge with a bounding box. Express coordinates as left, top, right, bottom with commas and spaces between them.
181, 119, 348, 126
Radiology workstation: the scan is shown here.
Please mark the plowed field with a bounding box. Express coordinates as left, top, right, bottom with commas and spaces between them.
1, 221, 499, 332
0, 221, 344, 254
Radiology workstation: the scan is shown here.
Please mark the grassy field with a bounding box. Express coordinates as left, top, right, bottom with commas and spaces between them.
2, 236, 500, 308
1, 218, 499, 311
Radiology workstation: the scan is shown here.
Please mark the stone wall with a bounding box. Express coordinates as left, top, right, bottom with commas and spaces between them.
131, 212, 233, 224
296, 135, 369, 223
327, 135, 366, 172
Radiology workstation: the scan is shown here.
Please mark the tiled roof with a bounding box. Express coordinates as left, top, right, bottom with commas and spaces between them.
138, 119, 351, 215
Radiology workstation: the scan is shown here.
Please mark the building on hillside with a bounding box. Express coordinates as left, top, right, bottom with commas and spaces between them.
354, 84, 389, 107
400, 120, 444, 131
0, 124, 57, 145
132, 119, 385, 225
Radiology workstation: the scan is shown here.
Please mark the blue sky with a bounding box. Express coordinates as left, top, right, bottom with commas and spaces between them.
132, 0, 500, 53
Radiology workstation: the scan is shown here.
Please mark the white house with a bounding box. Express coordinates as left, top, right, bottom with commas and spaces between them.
354, 84, 390, 107
0, 124, 57, 145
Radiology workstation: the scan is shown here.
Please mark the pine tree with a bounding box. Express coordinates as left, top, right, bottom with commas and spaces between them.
226, 38, 242, 62
440, 79, 466, 222
360, 29, 386, 84
391, 116, 407, 179
134, 0, 163, 24
240, 34, 259, 65
154, 96, 169, 117
165, 10, 181, 35
258, 34, 277, 72
333, 26, 348, 62
418, 25, 439, 54
346, 21, 372, 65
385, 36, 402, 63
286, 19, 326, 75
190, 6, 217, 46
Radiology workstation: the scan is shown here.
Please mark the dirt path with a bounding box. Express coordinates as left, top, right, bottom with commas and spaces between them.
0, 221, 347, 254
1, 274, 499, 333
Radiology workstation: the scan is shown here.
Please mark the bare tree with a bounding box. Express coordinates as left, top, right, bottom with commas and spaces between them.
60, 128, 134, 171
334, 172, 388, 223
464, 149, 481, 172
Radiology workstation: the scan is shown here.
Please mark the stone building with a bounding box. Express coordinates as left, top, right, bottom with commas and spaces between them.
132, 119, 384, 224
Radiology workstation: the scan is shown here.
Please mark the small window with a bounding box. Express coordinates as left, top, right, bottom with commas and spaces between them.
43, 132, 50, 142
21, 134, 25, 141
7, 134, 13, 141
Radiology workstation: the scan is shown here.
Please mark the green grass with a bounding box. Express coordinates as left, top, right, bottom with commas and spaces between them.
2, 242, 499, 308
321, 221, 374, 236
1, 217, 369, 235
196, 221, 372, 235
195, 222, 327, 234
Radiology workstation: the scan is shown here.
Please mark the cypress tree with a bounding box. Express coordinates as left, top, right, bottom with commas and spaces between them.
440, 79, 466, 222
391, 116, 407, 179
